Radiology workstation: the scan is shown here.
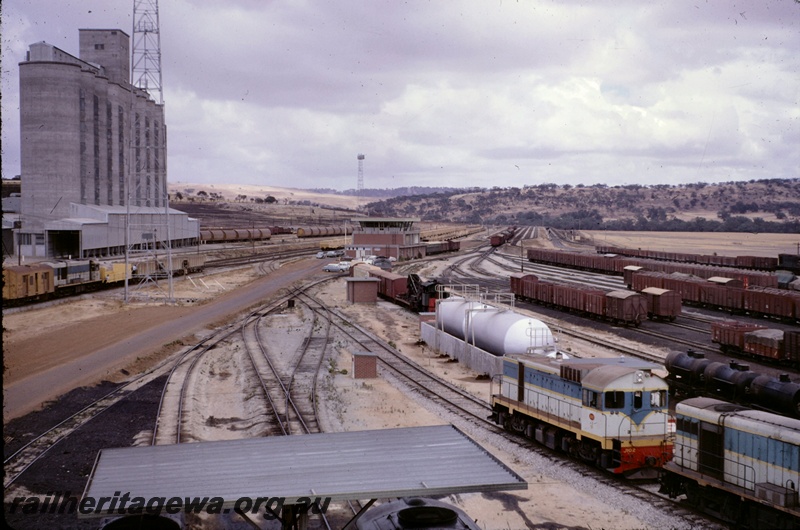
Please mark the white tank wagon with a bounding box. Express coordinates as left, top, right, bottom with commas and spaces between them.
435, 297, 491, 340
425, 297, 562, 376
467, 308, 556, 356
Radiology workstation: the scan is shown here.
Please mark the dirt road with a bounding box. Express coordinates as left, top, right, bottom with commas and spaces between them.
3, 259, 322, 422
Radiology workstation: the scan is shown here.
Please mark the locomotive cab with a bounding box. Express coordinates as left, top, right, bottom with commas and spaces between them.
579, 365, 673, 478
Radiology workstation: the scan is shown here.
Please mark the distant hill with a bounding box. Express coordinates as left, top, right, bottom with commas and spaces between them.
169, 179, 800, 233
363, 179, 800, 233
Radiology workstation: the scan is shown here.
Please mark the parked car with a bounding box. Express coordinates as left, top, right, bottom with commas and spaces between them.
337, 261, 352, 271
323, 263, 344, 272
325, 251, 338, 258
315, 251, 326, 259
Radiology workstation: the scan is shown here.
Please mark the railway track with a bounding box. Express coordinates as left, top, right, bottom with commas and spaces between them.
464, 248, 729, 358
148, 284, 336, 528
6, 254, 721, 529
3, 371, 165, 489
295, 290, 497, 429
435, 248, 684, 363
153, 285, 335, 445
296, 281, 717, 529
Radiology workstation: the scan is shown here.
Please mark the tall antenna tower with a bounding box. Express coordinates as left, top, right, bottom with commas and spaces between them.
357, 153, 365, 205
132, 0, 163, 104
125, 0, 173, 302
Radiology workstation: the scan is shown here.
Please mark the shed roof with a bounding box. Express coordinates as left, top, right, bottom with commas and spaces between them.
81, 425, 526, 518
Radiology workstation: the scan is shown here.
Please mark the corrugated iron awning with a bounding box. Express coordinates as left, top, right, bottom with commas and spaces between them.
80, 424, 526, 518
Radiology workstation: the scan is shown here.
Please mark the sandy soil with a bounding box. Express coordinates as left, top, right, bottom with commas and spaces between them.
587, 230, 798, 258
2, 267, 262, 386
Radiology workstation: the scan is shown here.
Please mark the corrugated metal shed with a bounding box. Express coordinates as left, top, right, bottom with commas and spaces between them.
81, 425, 526, 518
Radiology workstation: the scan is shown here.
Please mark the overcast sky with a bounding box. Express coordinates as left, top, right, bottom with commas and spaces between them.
2, 1, 798, 191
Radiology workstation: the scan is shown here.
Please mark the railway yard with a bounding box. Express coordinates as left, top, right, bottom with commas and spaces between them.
3, 227, 799, 529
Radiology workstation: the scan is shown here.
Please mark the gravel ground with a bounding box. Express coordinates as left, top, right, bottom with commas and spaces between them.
4, 376, 167, 530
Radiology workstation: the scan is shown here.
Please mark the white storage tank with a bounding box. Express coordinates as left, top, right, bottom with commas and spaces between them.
436, 297, 491, 340
467, 308, 555, 356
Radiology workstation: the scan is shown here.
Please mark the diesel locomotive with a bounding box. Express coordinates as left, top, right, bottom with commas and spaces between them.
491, 355, 674, 479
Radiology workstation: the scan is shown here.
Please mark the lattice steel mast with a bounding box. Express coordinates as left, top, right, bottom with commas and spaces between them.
125, 0, 173, 302
132, 0, 163, 104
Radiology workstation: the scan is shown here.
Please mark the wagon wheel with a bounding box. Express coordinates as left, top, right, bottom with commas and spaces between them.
684, 482, 701, 508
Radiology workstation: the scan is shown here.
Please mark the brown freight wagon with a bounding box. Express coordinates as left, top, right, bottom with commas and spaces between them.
699, 283, 745, 312
623, 265, 647, 288
640, 287, 681, 321
661, 275, 703, 305
368, 268, 407, 300
510, 273, 538, 300
711, 321, 768, 351
743, 329, 785, 362
743, 287, 798, 320
552, 284, 577, 311
536, 281, 555, 305
519, 273, 542, 301
631, 271, 668, 291
785, 331, 800, 367
585, 290, 607, 317
604, 290, 646, 326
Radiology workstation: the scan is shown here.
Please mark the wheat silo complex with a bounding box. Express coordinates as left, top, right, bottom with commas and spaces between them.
14, 29, 198, 259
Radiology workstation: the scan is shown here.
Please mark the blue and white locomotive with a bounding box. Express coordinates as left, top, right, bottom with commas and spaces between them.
660, 397, 800, 529
491, 355, 674, 479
